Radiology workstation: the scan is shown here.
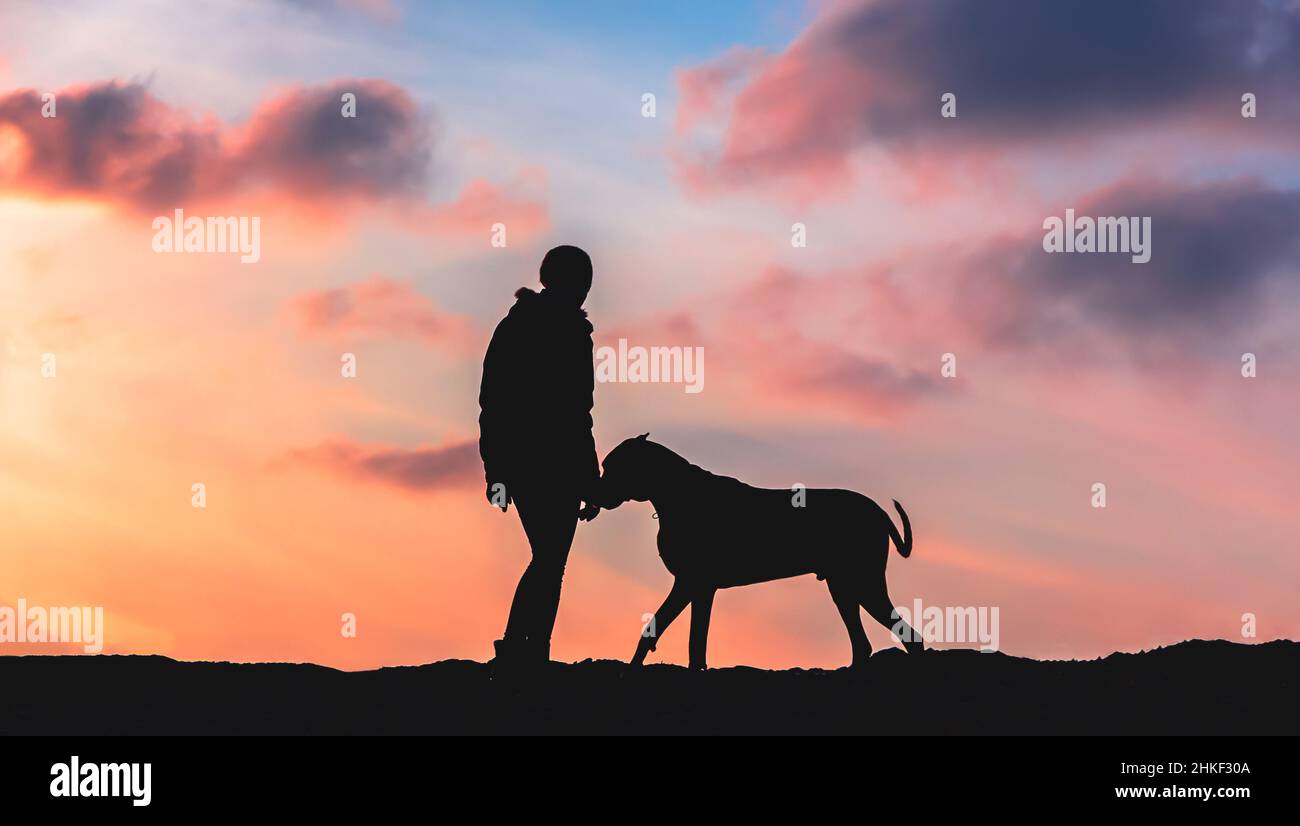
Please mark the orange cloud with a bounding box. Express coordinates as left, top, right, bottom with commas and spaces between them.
288, 275, 476, 352
282, 438, 481, 491
0, 81, 229, 208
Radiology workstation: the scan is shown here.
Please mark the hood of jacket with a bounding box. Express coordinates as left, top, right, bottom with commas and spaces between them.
510, 287, 592, 333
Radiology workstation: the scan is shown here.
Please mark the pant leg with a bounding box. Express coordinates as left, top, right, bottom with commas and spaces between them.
501, 481, 580, 656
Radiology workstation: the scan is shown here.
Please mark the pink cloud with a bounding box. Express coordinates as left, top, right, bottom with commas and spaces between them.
603, 267, 944, 426
672, 0, 1300, 200
408, 170, 549, 243
673, 46, 770, 136
282, 438, 480, 491
0, 78, 549, 239
288, 275, 475, 351
625, 177, 1300, 407
674, 36, 873, 199
0, 81, 229, 208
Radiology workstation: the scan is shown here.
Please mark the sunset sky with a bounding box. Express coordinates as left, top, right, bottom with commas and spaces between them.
1, 0, 1298, 670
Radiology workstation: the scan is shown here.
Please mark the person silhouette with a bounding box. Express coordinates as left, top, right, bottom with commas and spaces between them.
479, 245, 602, 671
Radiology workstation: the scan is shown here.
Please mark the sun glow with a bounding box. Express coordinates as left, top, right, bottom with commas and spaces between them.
0, 123, 28, 180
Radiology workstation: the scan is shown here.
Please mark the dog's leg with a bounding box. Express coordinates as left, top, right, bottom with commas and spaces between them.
827, 578, 872, 668
631, 580, 691, 666
687, 587, 716, 671
863, 587, 924, 655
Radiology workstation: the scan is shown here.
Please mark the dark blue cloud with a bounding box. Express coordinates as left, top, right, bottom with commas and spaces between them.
960, 179, 1300, 349
829, 0, 1300, 141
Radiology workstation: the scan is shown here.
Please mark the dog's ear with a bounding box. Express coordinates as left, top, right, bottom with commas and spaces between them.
637, 432, 649, 441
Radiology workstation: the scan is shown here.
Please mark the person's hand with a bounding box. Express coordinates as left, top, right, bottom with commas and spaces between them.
486, 482, 511, 512
578, 503, 600, 522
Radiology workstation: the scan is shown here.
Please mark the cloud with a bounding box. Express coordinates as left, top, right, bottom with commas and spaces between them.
0, 76, 549, 240
674, 0, 1300, 195
0, 76, 547, 239
0, 78, 430, 208
231, 79, 431, 201
749, 179, 1300, 370
288, 275, 475, 350
715, 180, 1300, 372
602, 176, 1300, 418
673, 46, 768, 136
718, 269, 945, 420
284, 439, 480, 490
759, 339, 944, 420
0, 81, 229, 208
409, 172, 549, 241
953, 178, 1300, 356
605, 267, 944, 424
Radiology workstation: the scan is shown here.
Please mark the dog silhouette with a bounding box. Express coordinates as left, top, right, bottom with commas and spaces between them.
594, 434, 923, 670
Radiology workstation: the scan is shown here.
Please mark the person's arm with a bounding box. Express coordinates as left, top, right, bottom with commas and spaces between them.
576, 425, 600, 521
574, 324, 600, 517
478, 323, 511, 510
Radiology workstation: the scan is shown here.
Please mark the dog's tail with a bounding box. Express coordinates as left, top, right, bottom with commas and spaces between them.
885, 499, 912, 558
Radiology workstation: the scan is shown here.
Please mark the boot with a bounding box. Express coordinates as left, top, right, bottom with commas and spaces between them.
490, 636, 546, 678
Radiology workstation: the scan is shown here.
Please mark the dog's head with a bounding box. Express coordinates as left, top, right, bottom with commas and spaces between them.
595, 433, 659, 509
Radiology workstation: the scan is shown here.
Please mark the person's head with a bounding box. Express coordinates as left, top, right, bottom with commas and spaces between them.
539, 245, 592, 305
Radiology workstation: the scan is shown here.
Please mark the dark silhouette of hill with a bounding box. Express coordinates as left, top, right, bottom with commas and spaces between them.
2, 640, 1296, 735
